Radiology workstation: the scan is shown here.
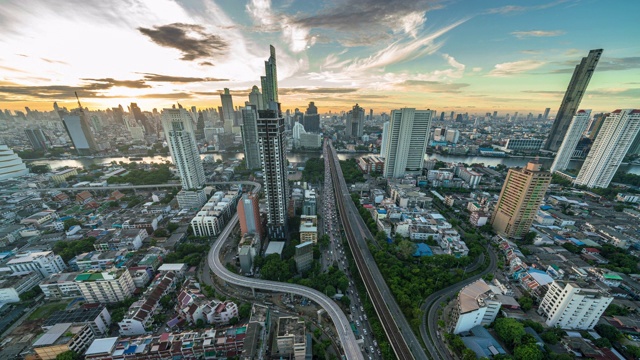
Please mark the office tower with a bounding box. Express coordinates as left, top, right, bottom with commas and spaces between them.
543, 108, 550, 120
238, 193, 263, 240
162, 108, 207, 208
491, 162, 551, 239
111, 106, 124, 125
63, 110, 98, 156
248, 85, 265, 111
382, 108, 434, 178
493, 111, 498, 118
587, 112, 607, 140
369, 109, 373, 122
195, 112, 205, 140
303, 102, 320, 132
130, 103, 152, 135
544, 49, 603, 151
257, 105, 288, 240
538, 281, 612, 330
25, 129, 48, 150
450, 111, 454, 121
439, 112, 445, 122
345, 103, 364, 139
380, 121, 389, 158
260, 45, 278, 106
445, 129, 460, 144
574, 109, 640, 188
220, 88, 235, 132
549, 110, 591, 173
241, 105, 261, 170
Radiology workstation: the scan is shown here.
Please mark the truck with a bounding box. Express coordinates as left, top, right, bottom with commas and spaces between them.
350, 322, 359, 336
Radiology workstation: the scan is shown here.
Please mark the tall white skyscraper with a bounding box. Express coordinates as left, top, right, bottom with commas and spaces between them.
382, 108, 434, 178
379, 121, 389, 158
248, 85, 265, 111
220, 88, 235, 132
162, 108, 207, 208
575, 109, 640, 188
550, 109, 591, 173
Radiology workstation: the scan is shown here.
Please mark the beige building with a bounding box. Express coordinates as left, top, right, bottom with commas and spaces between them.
32, 323, 94, 360
491, 162, 551, 239
51, 168, 78, 183
74, 268, 135, 303
276, 317, 306, 360
299, 215, 318, 244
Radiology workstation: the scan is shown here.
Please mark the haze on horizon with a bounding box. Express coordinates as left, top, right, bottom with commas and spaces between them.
0, 0, 638, 114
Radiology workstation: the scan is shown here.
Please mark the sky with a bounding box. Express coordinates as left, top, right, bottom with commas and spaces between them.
0, 0, 639, 115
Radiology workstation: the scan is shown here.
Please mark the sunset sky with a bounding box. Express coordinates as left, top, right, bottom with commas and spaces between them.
0, 0, 638, 115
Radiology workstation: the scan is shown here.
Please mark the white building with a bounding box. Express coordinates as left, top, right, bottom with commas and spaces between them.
457, 167, 482, 189
162, 108, 207, 208
220, 88, 235, 131
0, 145, 29, 180
39, 272, 82, 300
7, 251, 66, 277
550, 110, 591, 173
177, 280, 240, 326
445, 129, 460, 144
119, 271, 177, 336
538, 281, 613, 330
383, 108, 434, 178
276, 317, 306, 360
0, 271, 42, 303
75, 268, 136, 304
616, 193, 640, 203
451, 279, 502, 334
575, 109, 640, 188
380, 121, 389, 158
190, 191, 240, 237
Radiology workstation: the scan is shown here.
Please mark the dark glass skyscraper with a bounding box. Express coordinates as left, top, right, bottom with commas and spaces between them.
260, 45, 278, 106
544, 49, 602, 152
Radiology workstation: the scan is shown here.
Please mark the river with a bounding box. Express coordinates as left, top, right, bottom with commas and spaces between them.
29, 152, 640, 175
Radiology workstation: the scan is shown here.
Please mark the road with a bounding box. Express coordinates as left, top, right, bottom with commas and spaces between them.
1, 180, 264, 194
420, 247, 498, 360
327, 140, 427, 360
207, 181, 364, 360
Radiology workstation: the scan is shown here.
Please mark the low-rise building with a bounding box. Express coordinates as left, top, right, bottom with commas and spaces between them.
69, 250, 126, 271
176, 279, 239, 326
39, 272, 82, 300
299, 215, 318, 244
0, 271, 42, 303
7, 251, 66, 277
74, 268, 136, 303
538, 281, 613, 330
276, 317, 306, 360
20, 210, 57, 227
43, 304, 112, 336
32, 323, 94, 360
451, 279, 502, 334
51, 168, 78, 183
94, 228, 147, 252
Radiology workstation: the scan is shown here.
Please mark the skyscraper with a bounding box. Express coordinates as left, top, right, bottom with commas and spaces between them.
130, 103, 153, 135
544, 49, 602, 151
63, 109, 97, 156
587, 112, 608, 140
241, 105, 261, 170
345, 103, 364, 139
257, 104, 288, 240
238, 193, 263, 240
260, 45, 278, 106
162, 108, 207, 208
220, 88, 235, 133
439, 112, 445, 122
380, 121, 389, 158
542, 108, 550, 120
303, 102, 320, 132
382, 108, 434, 178
25, 129, 48, 151
491, 162, 551, 239
549, 110, 591, 173
248, 85, 264, 111
574, 109, 640, 188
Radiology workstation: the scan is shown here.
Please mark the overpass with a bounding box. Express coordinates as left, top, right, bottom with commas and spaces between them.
207, 181, 364, 360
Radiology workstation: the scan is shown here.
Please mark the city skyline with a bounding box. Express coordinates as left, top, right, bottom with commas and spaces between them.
0, 0, 638, 113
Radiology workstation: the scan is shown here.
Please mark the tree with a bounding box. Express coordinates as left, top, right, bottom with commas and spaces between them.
626, 345, 640, 359
239, 303, 252, 319
514, 343, 544, 360
324, 285, 336, 297
167, 223, 179, 233
397, 240, 416, 259
154, 229, 170, 237
494, 318, 526, 348
518, 296, 534, 311
594, 323, 623, 342
159, 295, 172, 308
63, 218, 82, 231
228, 317, 239, 325
340, 295, 351, 307
522, 231, 537, 245
462, 349, 477, 360
594, 337, 611, 348
55, 351, 82, 360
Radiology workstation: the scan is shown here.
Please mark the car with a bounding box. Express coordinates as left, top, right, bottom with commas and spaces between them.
363, 314, 367, 321
377, 350, 381, 356
363, 328, 368, 335
370, 346, 374, 353
356, 320, 360, 327
360, 306, 364, 312
373, 340, 378, 347
359, 315, 363, 321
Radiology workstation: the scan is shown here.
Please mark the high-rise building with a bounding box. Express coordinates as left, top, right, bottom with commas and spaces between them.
380, 121, 389, 158
439, 112, 445, 122
238, 193, 262, 240
382, 108, 434, 178
241, 105, 261, 170
550, 110, 591, 173
574, 109, 640, 188
112, 106, 124, 125
162, 108, 207, 208
303, 102, 320, 132
0, 145, 29, 180
491, 162, 551, 239
450, 279, 501, 334
130, 103, 153, 135
542, 108, 550, 120
74, 268, 135, 304
345, 104, 364, 139
220, 88, 235, 132
587, 112, 608, 140
63, 110, 98, 156
248, 85, 265, 111
538, 281, 612, 330
544, 49, 602, 151
294, 242, 313, 273
25, 129, 48, 150
7, 251, 66, 277
369, 109, 373, 122
261, 45, 278, 106
257, 105, 289, 240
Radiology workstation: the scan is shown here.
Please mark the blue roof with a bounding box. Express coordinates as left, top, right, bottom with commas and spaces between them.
377, 209, 387, 214
528, 268, 548, 275
461, 326, 506, 358
554, 235, 565, 240
540, 205, 552, 210
569, 238, 585, 246
413, 243, 433, 257
123, 345, 137, 354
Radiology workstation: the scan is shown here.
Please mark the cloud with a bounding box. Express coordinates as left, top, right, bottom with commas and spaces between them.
82, 78, 151, 89
551, 56, 640, 73
139, 73, 229, 83
522, 90, 565, 95
400, 81, 470, 93
279, 87, 359, 95
472, 67, 482, 72
138, 23, 228, 61
486, 0, 570, 15
488, 60, 546, 77
521, 50, 542, 55
139, 92, 192, 99
511, 30, 565, 39
0, 85, 116, 100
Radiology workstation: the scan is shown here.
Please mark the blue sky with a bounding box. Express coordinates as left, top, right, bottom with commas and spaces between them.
0, 0, 638, 114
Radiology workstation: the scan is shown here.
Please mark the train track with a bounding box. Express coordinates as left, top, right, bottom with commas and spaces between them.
326, 141, 416, 360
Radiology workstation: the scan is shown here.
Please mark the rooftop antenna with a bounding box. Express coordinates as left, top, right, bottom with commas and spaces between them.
75, 91, 82, 109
